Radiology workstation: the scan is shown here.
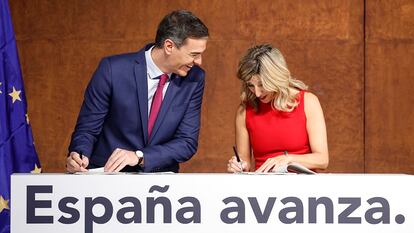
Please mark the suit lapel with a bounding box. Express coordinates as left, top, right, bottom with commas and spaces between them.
134, 52, 149, 145
149, 74, 181, 142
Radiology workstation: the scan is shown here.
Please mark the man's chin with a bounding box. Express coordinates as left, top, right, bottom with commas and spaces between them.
176, 70, 189, 77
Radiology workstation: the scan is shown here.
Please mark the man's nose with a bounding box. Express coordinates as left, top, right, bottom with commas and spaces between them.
194, 56, 202, 66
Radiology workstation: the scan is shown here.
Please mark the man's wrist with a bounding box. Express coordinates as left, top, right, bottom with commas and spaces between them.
135, 150, 144, 166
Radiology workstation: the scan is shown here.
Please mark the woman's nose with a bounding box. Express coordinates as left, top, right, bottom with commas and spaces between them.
254, 87, 262, 98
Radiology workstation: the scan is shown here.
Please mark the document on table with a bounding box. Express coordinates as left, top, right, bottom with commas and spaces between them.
74, 167, 174, 175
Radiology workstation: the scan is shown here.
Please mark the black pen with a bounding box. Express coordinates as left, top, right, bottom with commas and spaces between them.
79, 151, 83, 170
232, 146, 243, 172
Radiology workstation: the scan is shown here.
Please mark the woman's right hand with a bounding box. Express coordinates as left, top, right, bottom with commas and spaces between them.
227, 156, 247, 173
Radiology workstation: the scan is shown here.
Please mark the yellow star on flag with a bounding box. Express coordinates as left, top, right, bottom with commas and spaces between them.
0, 195, 10, 213
31, 164, 42, 174
8, 86, 22, 103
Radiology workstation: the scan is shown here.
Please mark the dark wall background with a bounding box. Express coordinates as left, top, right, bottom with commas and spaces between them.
8, 0, 414, 173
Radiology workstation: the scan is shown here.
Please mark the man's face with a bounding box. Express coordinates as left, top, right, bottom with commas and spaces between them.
168, 37, 208, 76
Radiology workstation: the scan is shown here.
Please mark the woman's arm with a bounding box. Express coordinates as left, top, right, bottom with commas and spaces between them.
290, 92, 329, 170
228, 105, 252, 172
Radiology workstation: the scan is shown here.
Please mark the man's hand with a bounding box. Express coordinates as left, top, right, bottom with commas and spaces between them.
104, 148, 139, 172
66, 152, 89, 173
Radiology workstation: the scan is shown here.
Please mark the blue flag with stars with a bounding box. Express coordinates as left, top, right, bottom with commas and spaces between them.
0, 0, 41, 232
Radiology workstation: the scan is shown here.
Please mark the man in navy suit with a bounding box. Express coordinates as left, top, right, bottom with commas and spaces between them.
66, 10, 209, 173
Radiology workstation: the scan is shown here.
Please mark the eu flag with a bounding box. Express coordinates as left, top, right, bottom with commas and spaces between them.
0, 0, 41, 232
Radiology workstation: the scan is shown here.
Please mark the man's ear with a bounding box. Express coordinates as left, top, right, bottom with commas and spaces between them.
164, 39, 175, 55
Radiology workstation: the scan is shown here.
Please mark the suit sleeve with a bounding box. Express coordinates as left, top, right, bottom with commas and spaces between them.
68, 58, 112, 157
141, 73, 205, 172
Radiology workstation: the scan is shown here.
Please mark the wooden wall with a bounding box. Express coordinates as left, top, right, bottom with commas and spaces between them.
365, 0, 414, 173
8, 0, 414, 173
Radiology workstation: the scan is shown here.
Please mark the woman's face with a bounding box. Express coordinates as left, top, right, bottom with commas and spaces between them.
246, 75, 274, 103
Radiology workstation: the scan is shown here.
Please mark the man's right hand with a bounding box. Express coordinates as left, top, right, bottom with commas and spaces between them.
66, 152, 89, 173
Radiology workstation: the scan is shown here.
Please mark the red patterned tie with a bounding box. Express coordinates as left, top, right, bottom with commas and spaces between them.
148, 74, 168, 137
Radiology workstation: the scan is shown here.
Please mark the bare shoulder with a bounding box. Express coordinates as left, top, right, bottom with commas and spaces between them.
304, 91, 323, 116
304, 91, 319, 103
236, 104, 246, 116
235, 104, 247, 127
304, 91, 321, 107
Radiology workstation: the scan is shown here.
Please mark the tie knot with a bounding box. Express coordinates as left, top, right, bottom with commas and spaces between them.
159, 74, 168, 86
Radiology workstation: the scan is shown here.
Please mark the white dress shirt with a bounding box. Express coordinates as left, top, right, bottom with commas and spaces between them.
136, 46, 172, 161
144, 46, 171, 117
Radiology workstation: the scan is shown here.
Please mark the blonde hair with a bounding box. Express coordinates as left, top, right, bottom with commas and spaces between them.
237, 44, 308, 112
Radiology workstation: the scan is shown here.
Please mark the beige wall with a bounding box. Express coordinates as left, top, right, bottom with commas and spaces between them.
9, 0, 414, 173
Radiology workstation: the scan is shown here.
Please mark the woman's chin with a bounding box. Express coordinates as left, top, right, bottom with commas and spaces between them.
259, 98, 271, 103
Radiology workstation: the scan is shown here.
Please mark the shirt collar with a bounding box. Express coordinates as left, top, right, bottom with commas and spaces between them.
145, 46, 171, 80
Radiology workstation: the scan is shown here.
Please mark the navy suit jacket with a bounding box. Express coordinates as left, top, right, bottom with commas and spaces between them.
69, 44, 205, 172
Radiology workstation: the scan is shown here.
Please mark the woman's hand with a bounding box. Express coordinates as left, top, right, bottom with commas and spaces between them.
227, 156, 247, 173
256, 155, 292, 173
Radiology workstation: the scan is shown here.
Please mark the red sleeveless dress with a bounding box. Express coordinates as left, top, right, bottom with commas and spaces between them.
246, 90, 311, 170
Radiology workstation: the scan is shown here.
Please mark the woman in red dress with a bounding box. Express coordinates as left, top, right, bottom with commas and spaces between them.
227, 44, 329, 173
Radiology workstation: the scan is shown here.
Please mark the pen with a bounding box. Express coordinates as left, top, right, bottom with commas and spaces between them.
232, 146, 243, 172
79, 151, 83, 170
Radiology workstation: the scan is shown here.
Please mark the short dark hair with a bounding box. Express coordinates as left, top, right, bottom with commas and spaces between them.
155, 10, 209, 48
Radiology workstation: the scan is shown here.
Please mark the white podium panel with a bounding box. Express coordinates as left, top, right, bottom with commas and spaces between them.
11, 173, 414, 233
